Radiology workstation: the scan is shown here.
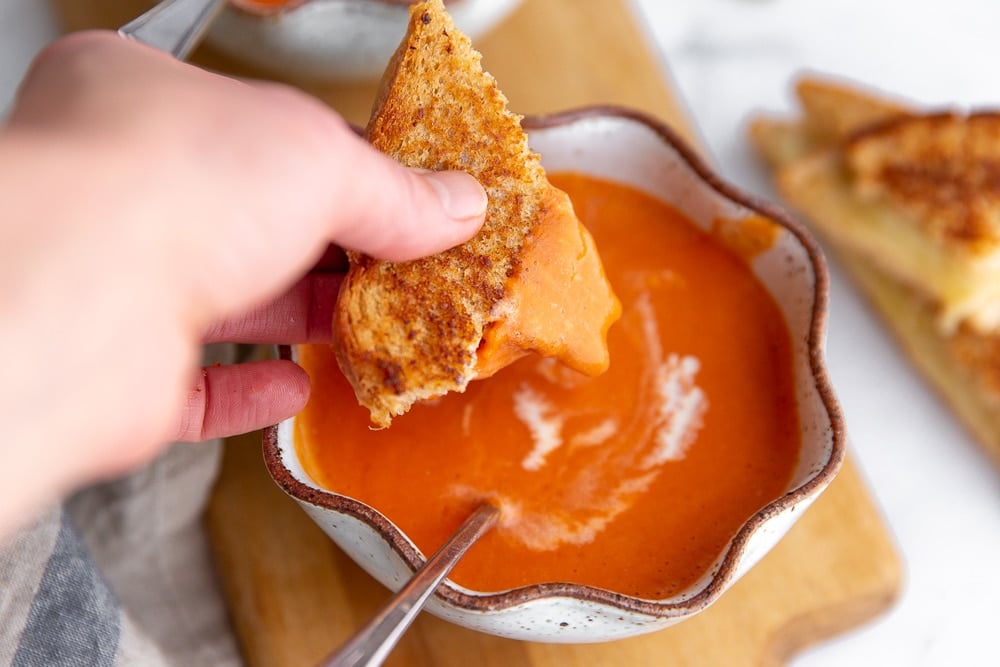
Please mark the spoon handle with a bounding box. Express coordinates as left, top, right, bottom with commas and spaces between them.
118, 0, 225, 60
320, 504, 500, 667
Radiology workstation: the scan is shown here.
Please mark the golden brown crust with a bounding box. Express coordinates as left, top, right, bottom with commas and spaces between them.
747, 76, 911, 172
950, 322, 1000, 407
746, 118, 816, 170
845, 112, 1000, 255
333, 0, 596, 427
795, 77, 911, 144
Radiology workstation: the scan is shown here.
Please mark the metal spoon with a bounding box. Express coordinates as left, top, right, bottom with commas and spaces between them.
320, 503, 500, 667
118, 0, 225, 60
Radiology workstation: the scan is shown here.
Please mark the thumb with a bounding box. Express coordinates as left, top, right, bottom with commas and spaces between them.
323, 130, 488, 261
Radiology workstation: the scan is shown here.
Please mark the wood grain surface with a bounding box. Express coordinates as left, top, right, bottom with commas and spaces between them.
52, 0, 904, 665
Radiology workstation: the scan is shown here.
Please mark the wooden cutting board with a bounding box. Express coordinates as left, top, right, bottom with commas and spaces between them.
55, 1, 903, 665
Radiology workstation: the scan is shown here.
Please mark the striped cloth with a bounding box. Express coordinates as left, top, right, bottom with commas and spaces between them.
0, 441, 241, 667
0, 346, 243, 666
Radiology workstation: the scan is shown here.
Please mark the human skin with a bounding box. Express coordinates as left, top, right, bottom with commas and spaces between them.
0, 32, 487, 538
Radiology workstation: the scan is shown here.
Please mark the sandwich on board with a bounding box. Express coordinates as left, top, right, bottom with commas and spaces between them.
750, 76, 1000, 469
333, 0, 621, 427
752, 78, 1000, 333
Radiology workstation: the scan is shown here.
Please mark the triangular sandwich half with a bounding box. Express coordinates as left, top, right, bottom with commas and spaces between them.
750, 75, 1000, 469
333, 0, 621, 427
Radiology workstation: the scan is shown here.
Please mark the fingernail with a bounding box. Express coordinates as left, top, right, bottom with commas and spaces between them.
420, 170, 488, 222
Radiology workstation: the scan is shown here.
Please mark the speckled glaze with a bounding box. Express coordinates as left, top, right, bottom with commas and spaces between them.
208, 0, 522, 81
264, 107, 845, 642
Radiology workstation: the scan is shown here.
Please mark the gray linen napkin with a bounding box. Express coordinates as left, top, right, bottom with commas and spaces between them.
0, 345, 243, 666
0, 439, 242, 667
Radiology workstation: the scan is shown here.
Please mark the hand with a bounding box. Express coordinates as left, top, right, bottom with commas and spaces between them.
0, 31, 486, 536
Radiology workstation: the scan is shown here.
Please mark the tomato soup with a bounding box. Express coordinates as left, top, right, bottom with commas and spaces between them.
295, 173, 800, 599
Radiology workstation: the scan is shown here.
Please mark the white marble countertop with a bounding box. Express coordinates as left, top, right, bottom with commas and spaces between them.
631, 1, 1000, 666
2, 1, 998, 665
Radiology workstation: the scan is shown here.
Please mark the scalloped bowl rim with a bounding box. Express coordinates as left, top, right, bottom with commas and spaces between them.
263, 105, 845, 635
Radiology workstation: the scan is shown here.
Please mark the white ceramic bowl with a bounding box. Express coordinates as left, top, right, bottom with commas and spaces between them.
264, 107, 845, 642
209, 0, 522, 81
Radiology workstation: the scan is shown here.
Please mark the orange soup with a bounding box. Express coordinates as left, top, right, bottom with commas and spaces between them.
295, 173, 800, 599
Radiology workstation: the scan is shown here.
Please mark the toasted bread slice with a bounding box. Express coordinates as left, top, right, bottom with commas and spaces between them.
333, 0, 620, 427
847, 112, 1000, 257
750, 77, 1000, 332
750, 75, 1000, 469
795, 77, 912, 144
748, 77, 910, 168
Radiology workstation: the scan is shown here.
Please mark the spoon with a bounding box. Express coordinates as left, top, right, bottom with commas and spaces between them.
319, 503, 500, 667
118, 0, 225, 60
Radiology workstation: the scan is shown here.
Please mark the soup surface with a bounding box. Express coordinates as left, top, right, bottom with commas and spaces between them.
296, 173, 800, 599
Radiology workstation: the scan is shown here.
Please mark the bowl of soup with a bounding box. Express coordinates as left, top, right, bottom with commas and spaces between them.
209, 0, 522, 81
264, 106, 844, 642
